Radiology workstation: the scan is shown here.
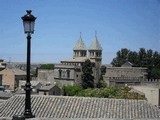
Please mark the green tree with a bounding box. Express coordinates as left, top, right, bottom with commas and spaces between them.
151, 68, 160, 79
128, 51, 138, 66
153, 51, 160, 68
97, 65, 107, 88
111, 48, 160, 79
100, 65, 106, 76
138, 48, 147, 67
63, 85, 82, 96
97, 80, 107, 88
40, 64, 54, 69
111, 48, 130, 67
81, 59, 94, 89
146, 49, 154, 79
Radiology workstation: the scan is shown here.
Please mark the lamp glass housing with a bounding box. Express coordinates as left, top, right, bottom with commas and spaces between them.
22, 10, 36, 34
23, 21, 35, 34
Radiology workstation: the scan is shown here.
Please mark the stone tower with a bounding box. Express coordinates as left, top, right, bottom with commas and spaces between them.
73, 35, 87, 59
88, 35, 102, 83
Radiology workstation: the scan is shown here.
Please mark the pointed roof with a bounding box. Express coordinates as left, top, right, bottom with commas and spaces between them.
73, 35, 87, 50
121, 61, 133, 67
89, 36, 102, 50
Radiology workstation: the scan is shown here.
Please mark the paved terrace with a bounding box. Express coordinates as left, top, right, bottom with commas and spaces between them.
0, 95, 160, 119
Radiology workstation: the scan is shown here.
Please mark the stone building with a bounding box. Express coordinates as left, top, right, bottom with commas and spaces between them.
0, 68, 26, 91
53, 35, 102, 86
37, 35, 102, 86
19, 80, 42, 93
53, 64, 81, 85
0, 59, 6, 71
37, 69, 55, 84
104, 62, 147, 86
38, 84, 61, 95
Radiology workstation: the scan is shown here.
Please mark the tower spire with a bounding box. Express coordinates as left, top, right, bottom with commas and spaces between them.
73, 33, 87, 58
89, 33, 102, 50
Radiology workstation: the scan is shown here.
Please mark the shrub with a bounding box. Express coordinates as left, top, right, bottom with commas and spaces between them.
63, 85, 83, 96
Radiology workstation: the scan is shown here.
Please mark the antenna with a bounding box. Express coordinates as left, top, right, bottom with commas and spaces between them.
95, 30, 97, 37
80, 32, 82, 37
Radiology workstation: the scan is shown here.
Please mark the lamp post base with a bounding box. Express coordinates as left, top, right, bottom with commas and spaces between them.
24, 111, 35, 118
12, 115, 25, 120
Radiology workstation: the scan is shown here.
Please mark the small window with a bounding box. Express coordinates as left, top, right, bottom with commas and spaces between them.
0, 75, 2, 86
66, 69, 70, 78
59, 69, 62, 78
96, 52, 99, 57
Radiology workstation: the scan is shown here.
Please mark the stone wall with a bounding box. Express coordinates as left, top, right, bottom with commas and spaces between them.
132, 85, 160, 106
54, 64, 81, 86
37, 69, 55, 84
37, 64, 82, 86
104, 67, 147, 86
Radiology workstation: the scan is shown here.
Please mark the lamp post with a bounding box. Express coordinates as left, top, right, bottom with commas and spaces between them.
21, 10, 36, 118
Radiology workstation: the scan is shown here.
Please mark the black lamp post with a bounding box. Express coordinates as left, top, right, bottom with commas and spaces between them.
21, 10, 36, 118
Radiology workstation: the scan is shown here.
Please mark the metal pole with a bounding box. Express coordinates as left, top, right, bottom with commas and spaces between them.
24, 33, 35, 118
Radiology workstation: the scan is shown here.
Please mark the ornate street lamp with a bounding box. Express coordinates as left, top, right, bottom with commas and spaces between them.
21, 10, 36, 118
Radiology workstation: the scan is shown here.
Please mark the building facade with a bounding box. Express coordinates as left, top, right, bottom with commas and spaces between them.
53, 35, 102, 86
104, 62, 147, 86
0, 68, 26, 91
38, 84, 61, 95
0, 59, 6, 71
37, 35, 102, 86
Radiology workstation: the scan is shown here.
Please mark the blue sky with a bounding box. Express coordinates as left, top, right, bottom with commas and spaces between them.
0, 0, 159, 64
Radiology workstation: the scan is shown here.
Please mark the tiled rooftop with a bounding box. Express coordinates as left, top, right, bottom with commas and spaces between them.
0, 68, 26, 75
0, 95, 160, 119
39, 85, 55, 91
0, 118, 160, 120
20, 80, 41, 87
0, 92, 13, 99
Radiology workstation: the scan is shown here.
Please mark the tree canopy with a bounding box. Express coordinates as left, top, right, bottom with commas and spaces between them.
111, 48, 160, 79
81, 59, 94, 89
97, 65, 107, 88
40, 64, 54, 69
